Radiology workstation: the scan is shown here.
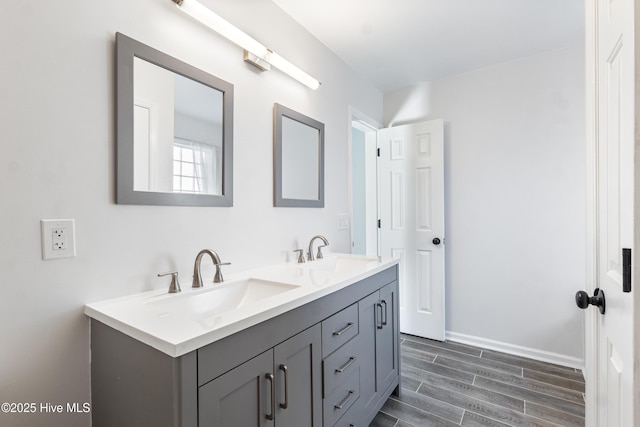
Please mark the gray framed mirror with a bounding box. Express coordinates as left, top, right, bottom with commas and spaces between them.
274, 104, 324, 207
116, 32, 233, 206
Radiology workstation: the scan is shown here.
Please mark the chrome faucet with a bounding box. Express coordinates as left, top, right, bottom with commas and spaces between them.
307, 235, 329, 261
192, 249, 230, 287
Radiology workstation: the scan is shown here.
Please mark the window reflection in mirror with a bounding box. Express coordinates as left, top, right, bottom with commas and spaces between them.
133, 57, 223, 195
116, 32, 233, 207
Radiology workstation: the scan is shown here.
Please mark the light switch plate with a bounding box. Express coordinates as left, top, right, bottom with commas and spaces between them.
337, 214, 350, 230
41, 219, 76, 260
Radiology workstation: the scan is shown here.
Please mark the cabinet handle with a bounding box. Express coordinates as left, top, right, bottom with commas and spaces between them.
279, 364, 289, 409
335, 356, 356, 373
265, 373, 275, 420
376, 303, 384, 329
332, 322, 354, 336
334, 390, 355, 410
381, 299, 388, 327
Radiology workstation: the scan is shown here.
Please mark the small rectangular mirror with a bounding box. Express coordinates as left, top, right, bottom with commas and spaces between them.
116, 33, 234, 206
274, 104, 324, 207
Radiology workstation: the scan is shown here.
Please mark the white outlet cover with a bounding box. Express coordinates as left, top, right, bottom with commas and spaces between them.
41, 219, 76, 260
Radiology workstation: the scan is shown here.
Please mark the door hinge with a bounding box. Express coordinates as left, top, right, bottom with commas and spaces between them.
377, 219, 381, 228
623, 248, 631, 293
377, 147, 380, 157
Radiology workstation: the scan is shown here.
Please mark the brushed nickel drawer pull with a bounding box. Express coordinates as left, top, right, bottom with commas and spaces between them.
334, 390, 355, 410
332, 322, 354, 336
279, 364, 289, 409
376, 303, 384, 329
265, 373, 275, 420
335, 357, 356, 373
381, 299, 388, 326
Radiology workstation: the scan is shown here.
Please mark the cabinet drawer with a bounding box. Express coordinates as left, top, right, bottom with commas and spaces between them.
323, 336, 359, 398
332, 403, 360, 427
322, 303, 358, 357
323, 367, 360, 427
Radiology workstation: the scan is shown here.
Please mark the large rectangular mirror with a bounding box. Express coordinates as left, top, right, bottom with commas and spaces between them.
116, 32, 233, 206
274, 104, 324, 207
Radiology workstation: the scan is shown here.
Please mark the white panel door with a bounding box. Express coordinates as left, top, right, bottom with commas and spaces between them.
591, 0, 635, 425
379, 120, 445, 340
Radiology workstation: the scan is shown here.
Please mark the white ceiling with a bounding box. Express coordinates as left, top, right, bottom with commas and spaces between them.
272, 0, 584, 92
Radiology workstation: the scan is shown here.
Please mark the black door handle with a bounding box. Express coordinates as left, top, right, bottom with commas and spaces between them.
575, 288, 605, 315
432, 238, 441, 245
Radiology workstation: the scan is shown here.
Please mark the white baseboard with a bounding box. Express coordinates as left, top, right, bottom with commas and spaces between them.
445, 331, 585, 371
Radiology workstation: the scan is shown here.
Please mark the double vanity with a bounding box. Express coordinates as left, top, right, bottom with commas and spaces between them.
85, 253, 400, 427
107, 32, 399, 427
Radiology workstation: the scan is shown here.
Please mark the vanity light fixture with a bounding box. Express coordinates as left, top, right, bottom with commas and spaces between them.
171, 0, 321, 90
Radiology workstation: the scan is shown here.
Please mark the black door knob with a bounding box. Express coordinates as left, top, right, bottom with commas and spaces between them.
575, 288, 605, 315
432, 238, 441, 245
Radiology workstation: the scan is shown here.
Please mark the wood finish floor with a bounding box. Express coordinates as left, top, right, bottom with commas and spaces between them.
370, 334, 585, 427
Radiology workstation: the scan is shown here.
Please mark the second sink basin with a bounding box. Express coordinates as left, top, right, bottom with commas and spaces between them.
302, 255, 379, 274
146, 278, 300, 319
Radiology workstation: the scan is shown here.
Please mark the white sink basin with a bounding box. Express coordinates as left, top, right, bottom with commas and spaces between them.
302, 256, 379, 273
146, 278, 300, 319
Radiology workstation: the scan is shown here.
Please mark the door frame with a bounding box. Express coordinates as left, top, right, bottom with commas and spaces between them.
584, 0, 598, 423
348, 106, 382, 256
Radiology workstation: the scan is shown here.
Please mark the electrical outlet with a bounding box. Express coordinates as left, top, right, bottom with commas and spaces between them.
52, 228, 66, 250
41, 219, 76, 260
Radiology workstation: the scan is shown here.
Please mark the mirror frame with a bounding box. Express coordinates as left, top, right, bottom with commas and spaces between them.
273, 104, 325, 207
116, 32, 234, 206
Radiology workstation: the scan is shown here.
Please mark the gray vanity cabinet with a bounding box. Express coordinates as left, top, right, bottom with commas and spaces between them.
321, 304, 361, 426
90, 265, 399, 427
376, 283, 398, 393
199, 325, 322, 427
199, 350, 273, 427
273, 325, 323, 427
357, 281, 399, 425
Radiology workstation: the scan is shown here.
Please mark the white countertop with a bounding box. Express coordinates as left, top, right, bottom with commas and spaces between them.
84, 253, 398, 357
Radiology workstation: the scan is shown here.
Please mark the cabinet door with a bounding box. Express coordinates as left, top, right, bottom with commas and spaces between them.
376, 282, 398, 393
199, 350, 274, 427
357, 291, 380, 420
274, 324, 322, 427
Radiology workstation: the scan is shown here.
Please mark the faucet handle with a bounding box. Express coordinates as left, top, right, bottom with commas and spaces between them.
293, 249, 305, 264
213, 262, 231, 283
158, 271, 181, 293
316, 245, 327, 259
